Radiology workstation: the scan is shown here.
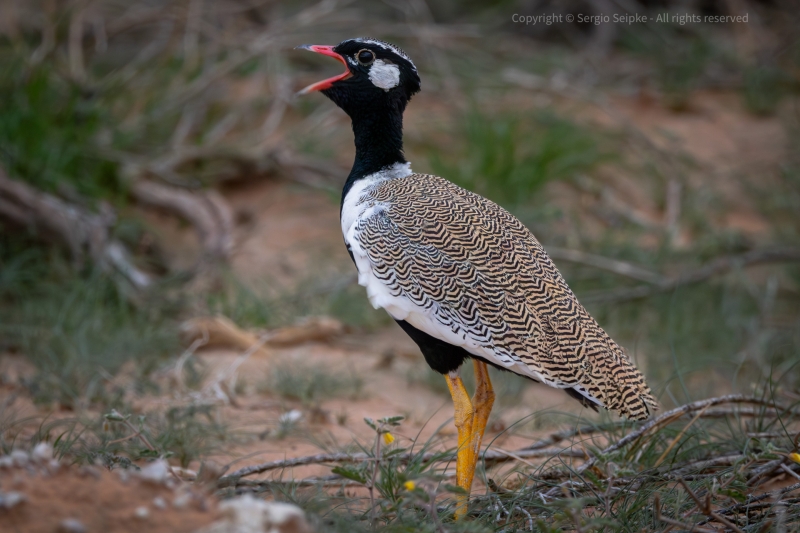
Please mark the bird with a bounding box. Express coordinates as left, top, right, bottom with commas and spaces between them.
297, 38, 657, 518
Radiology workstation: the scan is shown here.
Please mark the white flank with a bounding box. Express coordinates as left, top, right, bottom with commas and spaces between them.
368, 59, 401, 90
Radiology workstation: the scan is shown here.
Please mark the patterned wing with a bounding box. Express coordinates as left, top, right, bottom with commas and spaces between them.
350, 173, 656, 420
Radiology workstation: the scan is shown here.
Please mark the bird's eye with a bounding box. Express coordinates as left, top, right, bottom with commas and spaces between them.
356, 49, 375, 66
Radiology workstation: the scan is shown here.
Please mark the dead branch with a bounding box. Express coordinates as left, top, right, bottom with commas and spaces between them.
130, 179, 233, 268
666, 454, 747, 479
544, 246, 665, 285
578, 395, 780, 474
217, 446, 586, 488
179, 315, 345, 352
653, 493, 718, 533
517, 405, 774, 453
266, 316, 346, 347
747, 457, 786, 486
701, 481, 800, 523
0, 167, 150, 290
580, 248, 800, 304
232, 474, 357, 488
180, 316, 271, 356
676, 478, 745, 533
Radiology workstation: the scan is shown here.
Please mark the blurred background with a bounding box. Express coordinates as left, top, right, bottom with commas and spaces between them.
0, 0, 799, 524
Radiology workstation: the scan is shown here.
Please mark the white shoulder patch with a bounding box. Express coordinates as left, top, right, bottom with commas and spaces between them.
340, 162, 411, 238
368, 60, 400, 91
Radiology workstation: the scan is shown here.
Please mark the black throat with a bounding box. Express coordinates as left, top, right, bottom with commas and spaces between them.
328, 88, 408, 211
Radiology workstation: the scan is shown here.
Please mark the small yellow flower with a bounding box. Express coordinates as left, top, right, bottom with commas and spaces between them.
790, 452, 800, 465
404, 480, 416, 491
383, 432, 395, 445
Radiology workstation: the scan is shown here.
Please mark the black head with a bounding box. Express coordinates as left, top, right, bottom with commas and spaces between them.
297, 38, 421, 117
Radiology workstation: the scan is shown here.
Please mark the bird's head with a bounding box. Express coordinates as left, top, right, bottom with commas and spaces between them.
296, 38, 421, 117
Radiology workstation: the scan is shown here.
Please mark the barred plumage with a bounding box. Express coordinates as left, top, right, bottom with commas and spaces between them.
344, 171, 657, 420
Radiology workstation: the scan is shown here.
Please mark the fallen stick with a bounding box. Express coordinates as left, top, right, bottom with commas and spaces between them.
580, 248, 800, 304
130, 179, 233, 268
518, 405, 780, 453
0, 167, 151, 290
701, 481, 800, 524
217, 446, 585, 488
677, 478, 745, 533
545, 246, 665, 285
578, 395, 780, 473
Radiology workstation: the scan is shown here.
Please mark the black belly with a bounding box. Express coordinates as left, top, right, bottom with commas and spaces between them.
395, 319, 526, 376
394, 319, 470, 374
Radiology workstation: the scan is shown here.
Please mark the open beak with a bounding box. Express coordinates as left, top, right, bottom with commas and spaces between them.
296, 44, 352, 95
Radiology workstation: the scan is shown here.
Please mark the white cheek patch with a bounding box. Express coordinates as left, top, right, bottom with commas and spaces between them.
368, 59, 400, 91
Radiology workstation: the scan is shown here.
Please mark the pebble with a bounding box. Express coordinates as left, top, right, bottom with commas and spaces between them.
134, 506, 150, 519
31, 442, 54, 462
279, 410, 303, 425
173, 492, 192, 509
153, 496, 167, 509
195, 494, 314, 533
58, 518, 87, 533
136, 459, 171, 484
0, 491, 26, 510
10, 450, 29, 467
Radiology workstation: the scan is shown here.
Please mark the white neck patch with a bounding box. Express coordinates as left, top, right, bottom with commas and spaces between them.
368, 59, 400, 91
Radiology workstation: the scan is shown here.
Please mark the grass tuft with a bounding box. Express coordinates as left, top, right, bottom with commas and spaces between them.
428, 110, 612, 206
263, 361, 364, 405
0, 61, 120, 201
0, 239, 179, 408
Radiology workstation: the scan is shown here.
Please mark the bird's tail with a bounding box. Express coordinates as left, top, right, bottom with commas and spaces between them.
594, 346, 658, 420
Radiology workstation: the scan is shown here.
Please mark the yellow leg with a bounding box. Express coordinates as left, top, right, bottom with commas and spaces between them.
445, 361, 495, 520
471, 360, 495, 459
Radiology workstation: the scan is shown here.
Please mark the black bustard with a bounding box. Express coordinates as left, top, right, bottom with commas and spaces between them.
297, 38, 657, 518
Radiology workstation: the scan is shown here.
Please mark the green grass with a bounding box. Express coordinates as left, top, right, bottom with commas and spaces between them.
428, 110, 612, 206
618, 23, 716, 111
0, 404, 231, 470
741, 66, 792, 116
0, 61, 120, 201
0, 239, 179, 408
206, 270, 391, 331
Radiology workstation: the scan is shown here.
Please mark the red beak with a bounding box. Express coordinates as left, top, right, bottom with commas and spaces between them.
296, 44, 353, 94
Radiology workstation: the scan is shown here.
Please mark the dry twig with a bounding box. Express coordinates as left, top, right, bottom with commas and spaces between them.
654, 493, 718, 533
545, 246, 665, 284
580, 248, 800, 304
676, 478, 745, 533
130, 179, 233, 268
578, 395, 777, 474
217, 447, 585, 488
0, 167, 151, 290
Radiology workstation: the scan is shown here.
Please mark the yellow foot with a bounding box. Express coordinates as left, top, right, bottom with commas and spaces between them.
445, 360, 495, 520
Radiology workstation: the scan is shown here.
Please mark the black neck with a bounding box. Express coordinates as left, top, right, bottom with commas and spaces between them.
340, 98, 407, 208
